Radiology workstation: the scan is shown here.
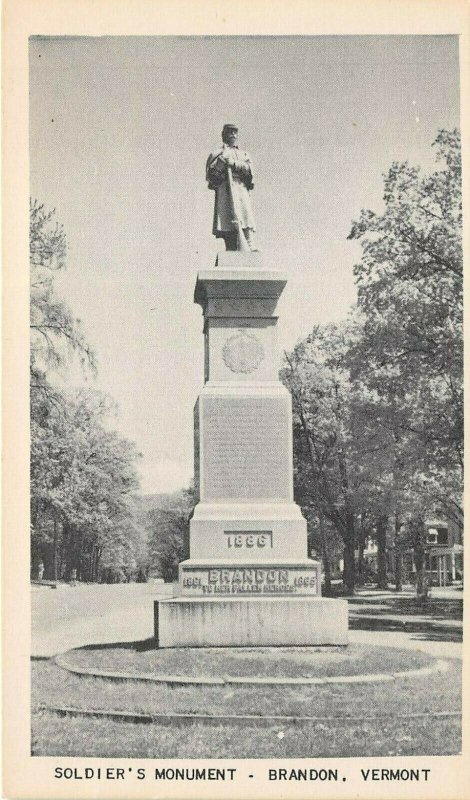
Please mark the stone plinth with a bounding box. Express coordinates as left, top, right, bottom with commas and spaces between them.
154, 251, 348, 648
155, 597, 349, 648
194, 266, 287, 385
189, 504, 307, 561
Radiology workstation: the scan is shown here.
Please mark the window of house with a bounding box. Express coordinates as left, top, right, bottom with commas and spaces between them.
427, 526, 448, 545
437, 528, 448, 545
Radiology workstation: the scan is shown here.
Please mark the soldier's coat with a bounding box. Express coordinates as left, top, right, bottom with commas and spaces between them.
206, 144, 256, 236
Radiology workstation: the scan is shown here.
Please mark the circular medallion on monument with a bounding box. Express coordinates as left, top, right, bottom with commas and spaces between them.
222, 331, 265, 374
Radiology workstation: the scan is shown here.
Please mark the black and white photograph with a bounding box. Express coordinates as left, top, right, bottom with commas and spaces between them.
3, 2, 468, 798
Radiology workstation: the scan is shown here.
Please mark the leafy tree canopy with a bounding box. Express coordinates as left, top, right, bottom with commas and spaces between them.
348, 129, 462, 507
30, 200, 96, 383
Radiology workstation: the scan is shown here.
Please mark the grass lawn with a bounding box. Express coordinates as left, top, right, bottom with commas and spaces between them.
31, 585, 463, 758
32, 710, 461, 759
31, 652, 462, 758
60, 642, 434, 679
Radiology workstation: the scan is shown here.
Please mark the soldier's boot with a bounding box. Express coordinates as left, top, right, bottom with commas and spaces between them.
223, 231, 238, 251
243, 228, 259, 252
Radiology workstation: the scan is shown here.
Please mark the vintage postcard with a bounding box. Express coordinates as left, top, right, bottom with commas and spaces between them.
3, 0, 469, 798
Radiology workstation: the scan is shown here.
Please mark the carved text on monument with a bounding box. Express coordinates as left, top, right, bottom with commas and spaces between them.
202, 397, 290, 500
180, 566, 319, 596
225, 531, 273, 549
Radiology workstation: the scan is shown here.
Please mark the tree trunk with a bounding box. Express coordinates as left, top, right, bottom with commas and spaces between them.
342, 514, 355, 594
394, 514, 402, 592
61, 521, 72, 580
94, 545, 102, 582
356, 526, 366, 586
318, 512, 331, 595
395, 551, 403, 592
415, 551, 426, 599
376, 514, 388, 590
52, 514, 59, 581
411, 515, 428, 602
337, 446, 355, 594
72, 529, 83, 581
63, 523, 81, 581
91, 544, 100, 583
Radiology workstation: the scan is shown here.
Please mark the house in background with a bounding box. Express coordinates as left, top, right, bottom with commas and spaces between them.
424, 518, 463, 587
315, 515, 463, 589
386, 518, 464, 587
349, 518, 463, 588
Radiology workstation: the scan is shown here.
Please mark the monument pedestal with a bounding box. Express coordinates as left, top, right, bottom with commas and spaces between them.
155, 596, 348, 648
155, 252, 348, 647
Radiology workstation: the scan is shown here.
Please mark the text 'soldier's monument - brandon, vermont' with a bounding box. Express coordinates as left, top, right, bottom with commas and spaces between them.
154, 126, 348, 647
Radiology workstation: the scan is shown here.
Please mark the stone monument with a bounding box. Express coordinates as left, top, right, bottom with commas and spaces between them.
154, 127, 348, 647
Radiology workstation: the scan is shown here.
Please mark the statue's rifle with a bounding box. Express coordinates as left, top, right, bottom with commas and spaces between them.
226, 164, 251, 252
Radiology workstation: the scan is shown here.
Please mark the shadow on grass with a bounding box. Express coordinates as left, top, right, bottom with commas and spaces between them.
78, 638, 157, 653
409, 630, 463, 644
349, 618, 462, 642
355, 605, 461, 619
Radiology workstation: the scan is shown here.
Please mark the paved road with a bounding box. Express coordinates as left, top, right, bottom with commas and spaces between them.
32, 583, 172, 657
31, 583, 463, 660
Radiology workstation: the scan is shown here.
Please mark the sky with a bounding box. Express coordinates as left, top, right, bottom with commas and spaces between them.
29, 35, 460, 494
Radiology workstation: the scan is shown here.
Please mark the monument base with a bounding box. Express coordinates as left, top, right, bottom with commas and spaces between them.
154, 596, 348, 648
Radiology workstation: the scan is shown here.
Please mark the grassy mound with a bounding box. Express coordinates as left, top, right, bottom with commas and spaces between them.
32, 657, 462, 758
61, 643, 433, 679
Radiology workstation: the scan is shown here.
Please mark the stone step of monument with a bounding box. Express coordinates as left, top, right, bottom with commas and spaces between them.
155, 597, 349, 648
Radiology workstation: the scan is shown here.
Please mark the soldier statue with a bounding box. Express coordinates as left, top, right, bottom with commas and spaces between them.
206, 124, 258, 252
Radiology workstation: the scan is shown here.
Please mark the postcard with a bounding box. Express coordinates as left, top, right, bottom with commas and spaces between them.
3, 1, 469, 798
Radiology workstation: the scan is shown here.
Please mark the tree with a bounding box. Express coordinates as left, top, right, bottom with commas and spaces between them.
31, 384, 144, 581
348, 130, 462, 506
281, 131, 462, 597
148, 488, 195, 582
30, 200, 95, 386
30, 202, 147, 582
282, 321, 370, 594
348, 130, 463, 592
99, 499, 149, 583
